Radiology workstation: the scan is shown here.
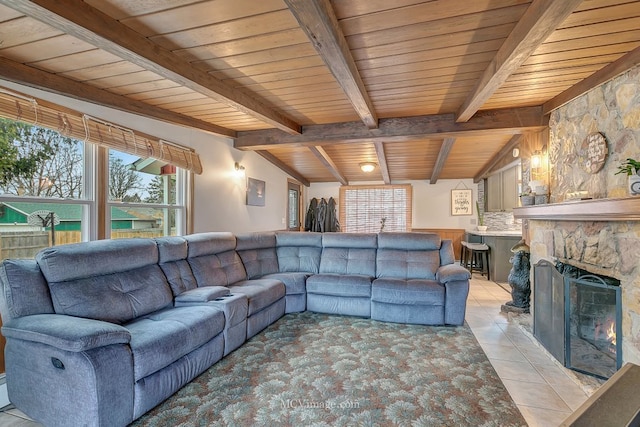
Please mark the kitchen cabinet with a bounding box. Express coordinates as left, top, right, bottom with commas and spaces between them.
466, 231, 522, 283
486, 164, 520, 212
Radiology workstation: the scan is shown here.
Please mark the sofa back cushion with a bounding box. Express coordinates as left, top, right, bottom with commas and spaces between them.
36, 239, 173, 324
319, 233, 377, 276
156, 236, 198, 296
0, 259, 54, 322
185, 232, 247, 286
376, 232, 442, 280
275, 232, 322, 273
235, 232, 278, 279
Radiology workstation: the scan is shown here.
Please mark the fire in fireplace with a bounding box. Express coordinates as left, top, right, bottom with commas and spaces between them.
565, 272, 622, 380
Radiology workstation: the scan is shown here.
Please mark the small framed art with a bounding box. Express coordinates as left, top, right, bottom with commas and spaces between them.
247, 177, 266, 206
451, 189, 472, 216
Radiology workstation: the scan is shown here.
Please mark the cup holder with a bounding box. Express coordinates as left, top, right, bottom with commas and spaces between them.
213, 294, 234, 301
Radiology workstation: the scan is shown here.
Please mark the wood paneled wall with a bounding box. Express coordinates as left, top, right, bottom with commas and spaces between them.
413, 228, 465, 261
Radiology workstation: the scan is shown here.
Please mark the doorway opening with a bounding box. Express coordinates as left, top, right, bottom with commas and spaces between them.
287, 181, 301, 231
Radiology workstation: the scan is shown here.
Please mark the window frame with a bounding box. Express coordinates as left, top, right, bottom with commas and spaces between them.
339, 184, 413, 233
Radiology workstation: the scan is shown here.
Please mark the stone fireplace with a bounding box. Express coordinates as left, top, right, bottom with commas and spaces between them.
513, 65, 640, 370
516, 200, 640, 370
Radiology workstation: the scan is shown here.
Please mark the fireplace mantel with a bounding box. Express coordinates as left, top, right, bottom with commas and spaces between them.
512, 197, 640, 221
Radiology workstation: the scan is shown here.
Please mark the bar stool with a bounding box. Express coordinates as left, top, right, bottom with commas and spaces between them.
465, 242, 490, 280
460, 241, 470, 268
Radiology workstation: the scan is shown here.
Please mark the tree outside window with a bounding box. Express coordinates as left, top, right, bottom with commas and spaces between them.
0, 118, 82, 198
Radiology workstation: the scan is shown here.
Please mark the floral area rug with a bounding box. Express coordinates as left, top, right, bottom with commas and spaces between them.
131, 312, 526, 427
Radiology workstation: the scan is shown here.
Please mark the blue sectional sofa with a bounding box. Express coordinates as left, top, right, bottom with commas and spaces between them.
0, 231, 470, 426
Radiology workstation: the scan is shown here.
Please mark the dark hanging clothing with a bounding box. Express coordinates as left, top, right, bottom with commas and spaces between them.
304, 197, 339, 232
325, 197, 340, 232
304, 198, 318, 231
316, 198, 327, 232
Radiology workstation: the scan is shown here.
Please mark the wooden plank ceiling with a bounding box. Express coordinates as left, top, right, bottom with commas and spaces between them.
0, 0, 639, 185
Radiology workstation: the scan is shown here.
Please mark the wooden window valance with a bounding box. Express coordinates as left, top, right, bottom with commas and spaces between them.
0, 88, 203, 174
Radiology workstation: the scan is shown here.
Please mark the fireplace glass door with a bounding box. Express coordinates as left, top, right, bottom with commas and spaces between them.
565, 275, 622, 380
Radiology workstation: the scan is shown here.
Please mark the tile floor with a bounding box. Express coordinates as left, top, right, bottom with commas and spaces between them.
0, 275, 594, 426
465, 274, 593, 426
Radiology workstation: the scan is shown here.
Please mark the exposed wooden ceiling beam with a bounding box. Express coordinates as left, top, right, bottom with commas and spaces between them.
543, 45, 640, 115
473, 134, 523, 183
373, 141, 391, 185
285, 0, 378, 129
236, 106, 548, 150
255, 150, 310, 187
456, 0, 582, 123
430, 137, 456, 184
3, 0, 301, 135
0, 56, 236, 138
308, 146, 348, 185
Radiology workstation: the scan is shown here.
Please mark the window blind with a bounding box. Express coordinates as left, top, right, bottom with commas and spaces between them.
0, 87, 202, 174
339, 184, 412, 233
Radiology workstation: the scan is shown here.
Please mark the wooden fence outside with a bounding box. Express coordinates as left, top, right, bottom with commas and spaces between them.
1, 229, 169, 260
0, 231, 49, 260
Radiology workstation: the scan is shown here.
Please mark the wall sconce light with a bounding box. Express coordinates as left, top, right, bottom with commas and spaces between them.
530, 151, 542, 170
530, 145, 547, 171
234, 162, 245, 176
359, 162, 377, 173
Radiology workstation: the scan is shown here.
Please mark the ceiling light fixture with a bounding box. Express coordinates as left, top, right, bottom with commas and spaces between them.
359, 162, 377, 173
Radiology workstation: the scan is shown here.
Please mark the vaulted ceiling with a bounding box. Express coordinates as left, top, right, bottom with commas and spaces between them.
1, 0, 639, 185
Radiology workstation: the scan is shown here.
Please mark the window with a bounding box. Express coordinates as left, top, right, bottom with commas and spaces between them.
0, 88, 199, 260
339, 184, 412, 233
107, 149, 186, 238
0, 117, 92, 256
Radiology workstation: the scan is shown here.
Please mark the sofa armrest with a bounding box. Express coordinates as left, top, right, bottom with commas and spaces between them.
174, 286, 231, 305
1, 314, 130, 352
436, 264, 471, 284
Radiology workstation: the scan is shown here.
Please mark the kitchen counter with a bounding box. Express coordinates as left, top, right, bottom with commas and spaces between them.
466, 229, 523, 237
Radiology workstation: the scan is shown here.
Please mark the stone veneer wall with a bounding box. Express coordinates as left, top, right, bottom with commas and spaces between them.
530, 64, 640, 364
548, 65, 640, 202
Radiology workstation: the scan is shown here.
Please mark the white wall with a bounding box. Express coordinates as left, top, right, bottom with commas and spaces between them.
0, 80, 293, 233
306, 179, 479, 230
187, 132, 291, 233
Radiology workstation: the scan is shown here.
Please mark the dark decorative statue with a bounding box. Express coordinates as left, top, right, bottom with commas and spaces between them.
503, 239, 531, 313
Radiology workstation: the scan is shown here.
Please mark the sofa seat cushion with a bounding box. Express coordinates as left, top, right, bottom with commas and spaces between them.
306, 274, 372, 297
174, 286, 230, 304
372, 278, 444, 305
227, 279, 285, 316
261, 272, 308, 295
125, 305, 225, 381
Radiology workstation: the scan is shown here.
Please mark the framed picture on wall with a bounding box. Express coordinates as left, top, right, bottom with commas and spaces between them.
451, 189, 472, 216
246, 177, 266, 206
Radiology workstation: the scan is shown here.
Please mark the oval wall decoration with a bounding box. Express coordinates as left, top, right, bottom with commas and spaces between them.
578, 132, 608, 174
